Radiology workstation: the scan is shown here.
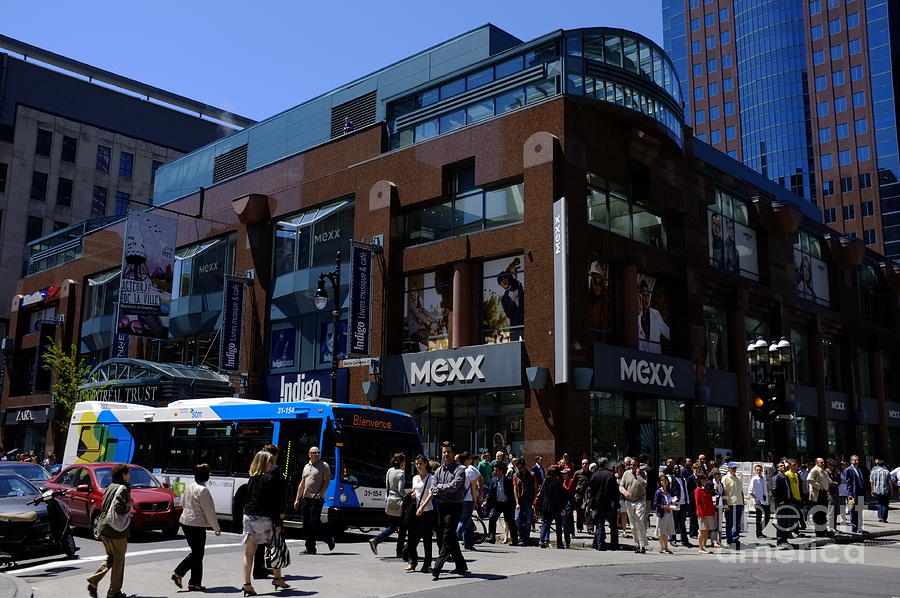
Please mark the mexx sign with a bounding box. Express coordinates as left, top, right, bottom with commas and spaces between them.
593, 343, 694, 399
410, 355, 485, 386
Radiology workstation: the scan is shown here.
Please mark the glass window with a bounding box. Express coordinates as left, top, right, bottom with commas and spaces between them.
30, 171, 48, 201
439, 78, 466, 101
692, 40, 702, 54
841, 176, 853, 193
815, 75, 827, 91
832, 70, 844, 86
439, 110, 465, 133
829, 18, 841, 34
791, 330, 810, 384
495, 55, 523, 79
836, 122, 849, 138
35, 129, 52, 157
811, 24, 824, 40
848, 12, 859, 28
709, 81, 719, 96
859, 172, 872, 188
495, 88, 525, 114
843, 204, 856, 220
710, 105, 720, 120
114, 191, 130, 216
695, 109, 706, 124
623, 37, 639, 72
823, 180, 835, 196
61, 135, 77, 163
863, 229, 876, 245
722, 53, 732, 68
817, 101, 829, 116
850, 65, 863, 80
721, 30, 731, 45
403, 270, 452, 352
862, 200, 874, 217
524, 78, 557, 104
852, 91, 865, 107
708, 58, 717, 72
727, 150, 736, 159
706, 35, 716, 49
606, 35, 624, 65
857, 145, 870, 161
849, 38, 862, 55
25, 216, 43, 242
704, 304, 728, 369
485, 184, 525, 227
725, 125, 736, 140
810, 0, 822, 15
719, 7, 729, 20
711, 129, 721, 143
839, 149, 851, 165
587, 174, 665, 249
693, 63, 702, 77
831, 44, 843, 60
691, 17, 700, 31
821, 153, 833, 170
694, 86, 704, 100
823, 336, 842, 391
824, 206, 836, 222
723, 77, 733, 91
819, 127, 832, 143
273, 199, 354, 275
813, 50, 825, 66
56, 177, 73, 206
118, 151, 133, 178
95, 145, 111, 172
709, 189, 757, 279
466, 68, 493, 90
466, 99, 493, 124
835, 96, 847, 112
724, 101, 735, 115
705, 12, 714, 26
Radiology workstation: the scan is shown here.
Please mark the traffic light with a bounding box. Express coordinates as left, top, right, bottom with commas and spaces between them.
750, 381, 777, 422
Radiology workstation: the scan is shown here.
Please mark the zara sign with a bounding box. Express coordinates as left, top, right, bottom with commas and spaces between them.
382, 342, 523, 396
593, 343, 694, 399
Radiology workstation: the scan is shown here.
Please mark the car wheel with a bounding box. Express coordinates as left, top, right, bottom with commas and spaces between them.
162, 525, 179, 540
90, 512, 102, 541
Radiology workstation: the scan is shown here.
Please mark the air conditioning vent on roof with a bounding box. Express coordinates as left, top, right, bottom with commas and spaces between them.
212, 144, 248, 183
331, 90, 377, 139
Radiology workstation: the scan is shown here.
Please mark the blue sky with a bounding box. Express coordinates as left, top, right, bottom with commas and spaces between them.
3, 1, 663, 122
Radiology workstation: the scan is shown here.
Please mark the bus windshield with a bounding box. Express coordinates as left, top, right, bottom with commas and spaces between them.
339, 428, 422, 489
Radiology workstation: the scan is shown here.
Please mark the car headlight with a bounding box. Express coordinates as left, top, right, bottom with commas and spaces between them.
339, 493, 348, 503
173, 495, 182, 507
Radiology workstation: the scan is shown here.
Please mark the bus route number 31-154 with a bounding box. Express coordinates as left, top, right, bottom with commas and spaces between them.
276, 406, 296, 415
363, 488, 385, 499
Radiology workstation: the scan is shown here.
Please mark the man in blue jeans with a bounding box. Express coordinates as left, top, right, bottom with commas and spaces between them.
455, 453, 480, 550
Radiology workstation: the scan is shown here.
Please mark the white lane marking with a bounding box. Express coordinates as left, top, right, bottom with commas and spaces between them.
14, 539, 303, 575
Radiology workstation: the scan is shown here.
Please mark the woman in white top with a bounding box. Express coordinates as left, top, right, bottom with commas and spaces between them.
172, 463, 221, 591
405, 455, 436, 573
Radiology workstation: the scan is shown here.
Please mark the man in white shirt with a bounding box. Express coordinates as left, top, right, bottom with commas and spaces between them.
637, 279, 670, 354
749, 464, 770, 538
455, 452, 482, 550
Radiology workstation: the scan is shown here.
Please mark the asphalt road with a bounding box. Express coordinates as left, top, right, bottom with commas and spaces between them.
8, 527, 900, 598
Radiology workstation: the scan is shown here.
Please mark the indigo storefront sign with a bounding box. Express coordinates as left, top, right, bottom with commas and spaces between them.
348, 242, 373, 356
220, 276, 244, 371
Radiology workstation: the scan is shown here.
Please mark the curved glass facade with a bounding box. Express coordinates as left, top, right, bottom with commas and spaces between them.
388, 28, 685, 150
734, 0, 816, 202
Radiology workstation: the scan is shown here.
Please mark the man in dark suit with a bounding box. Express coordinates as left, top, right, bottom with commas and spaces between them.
845, 454, 866, 533
669, 465, 693, 547
773, 461, 796, 549
588, 457, 620, 551
483, 464, 518, 546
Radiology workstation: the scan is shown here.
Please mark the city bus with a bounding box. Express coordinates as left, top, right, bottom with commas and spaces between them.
62, 398, 423, 530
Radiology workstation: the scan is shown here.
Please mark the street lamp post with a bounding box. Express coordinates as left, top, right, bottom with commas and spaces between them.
746, 336, 793, 459
314, 251, 341, 401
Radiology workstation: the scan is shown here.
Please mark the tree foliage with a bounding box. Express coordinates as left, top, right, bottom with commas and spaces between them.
41, 340, 92, 430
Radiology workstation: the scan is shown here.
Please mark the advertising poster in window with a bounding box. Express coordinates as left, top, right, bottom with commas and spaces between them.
482, 255, 524, 343
319, 320, 347, 366
403, 271, 452, 353
117, 211, 176, 339
637, 273, 671, 355
270, 327, 296, 370
793, 249, 830, 305
587, 257, 611, 334
708, 211, 759, 279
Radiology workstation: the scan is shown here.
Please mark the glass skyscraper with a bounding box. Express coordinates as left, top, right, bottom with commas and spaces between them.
663, 0, 900, 258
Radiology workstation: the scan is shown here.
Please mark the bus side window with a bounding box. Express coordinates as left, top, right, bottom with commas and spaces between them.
128, 423, 162, 470
166, 423, 199, 473
76, 425, 104, 461
197, 423, 233, 475
234, 421, 274, 476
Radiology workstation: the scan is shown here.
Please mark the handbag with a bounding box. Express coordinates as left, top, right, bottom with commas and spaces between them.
100, 485, 132, 533
265, 530, 291, 569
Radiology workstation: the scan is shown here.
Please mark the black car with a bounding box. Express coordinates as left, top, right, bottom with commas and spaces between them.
0, 463, 51, 488
0, 473, 57, 559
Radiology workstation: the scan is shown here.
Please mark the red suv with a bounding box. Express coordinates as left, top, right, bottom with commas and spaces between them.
46, 463, 182, 539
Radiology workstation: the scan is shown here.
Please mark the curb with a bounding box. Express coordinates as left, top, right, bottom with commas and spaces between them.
0, 572, 32, 598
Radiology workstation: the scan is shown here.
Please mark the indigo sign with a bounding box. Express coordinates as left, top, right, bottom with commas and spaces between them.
220, 276, 244, 371
348, 242, 373, 356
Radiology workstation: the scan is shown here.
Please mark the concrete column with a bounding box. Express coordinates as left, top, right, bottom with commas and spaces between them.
451, 262, 473, 348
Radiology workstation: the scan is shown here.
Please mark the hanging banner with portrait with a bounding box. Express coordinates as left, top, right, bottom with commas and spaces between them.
637, 272, 671, 355
319, 320, 347, 366
117, 211, 177, 339
403, 270, 452, 353
707, 211, 759, 281
482, 255, 525, 343
793, 249, 830, 306
587, 257, 611, 336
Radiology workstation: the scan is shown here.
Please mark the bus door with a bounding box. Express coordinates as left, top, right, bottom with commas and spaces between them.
278, 418, 324, 519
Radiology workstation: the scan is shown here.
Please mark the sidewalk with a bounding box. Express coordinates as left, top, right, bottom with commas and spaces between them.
0, 570, 31, 598
568, 506, 900, 551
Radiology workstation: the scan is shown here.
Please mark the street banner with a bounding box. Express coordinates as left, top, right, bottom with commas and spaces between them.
553, 197, 569, 384
117, 211, 177, 339
220, 276, 244, 371
112, 332, 130, 359
348, 242, 373, 356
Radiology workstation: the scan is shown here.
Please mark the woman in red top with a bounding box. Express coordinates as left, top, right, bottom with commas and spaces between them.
694, 473, 716, 554
561, 469, 576, 548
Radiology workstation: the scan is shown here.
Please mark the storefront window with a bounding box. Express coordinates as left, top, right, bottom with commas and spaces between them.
590, 393, 628, 464
172, 235, 236, 299
708, 189, 759, 281
822, 335, 842, 391
795, 418, 810, 455
793, 230, 830, 307
790, 329, 810, 385
745, 316, 769, 344
827, 420, 846, 457
858, 262, 887, 322
482, 255, 524, 343
587, 174, 667, 249
703, 304, 727, 370
272, 199, 354, 277
857, 425, 875, 456
152, 332, 219, 368
657, 399, 685, 461
704, 406, 731, 450
83, 269, 120, 321
857, 349, 871, 396
403, 270, 452, 353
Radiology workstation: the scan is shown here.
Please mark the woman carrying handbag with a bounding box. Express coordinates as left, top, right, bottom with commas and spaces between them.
241, 451, 291, 596
369, 453, 408, 558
